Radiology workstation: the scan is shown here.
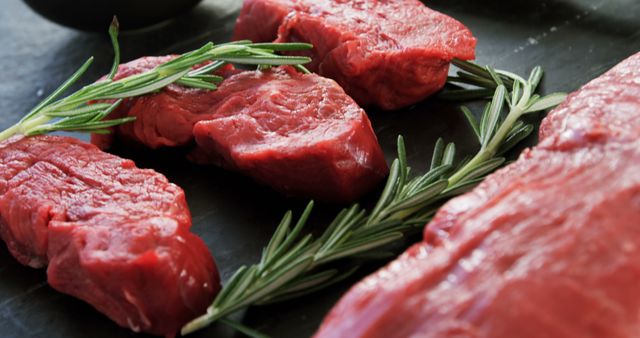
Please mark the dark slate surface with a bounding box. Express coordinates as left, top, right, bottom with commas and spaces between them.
1, 0, 639, 337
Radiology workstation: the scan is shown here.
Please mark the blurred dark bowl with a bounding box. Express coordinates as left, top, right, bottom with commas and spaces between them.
22, 0, 203, 32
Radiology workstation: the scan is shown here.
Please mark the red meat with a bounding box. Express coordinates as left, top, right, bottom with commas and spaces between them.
233, 0, 476, 110
0, 135, 219, 337
314, 53, 640, 338
92, 57, 388, 203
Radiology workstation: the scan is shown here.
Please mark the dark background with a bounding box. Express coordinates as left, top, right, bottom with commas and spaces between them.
1, 0, 639, 337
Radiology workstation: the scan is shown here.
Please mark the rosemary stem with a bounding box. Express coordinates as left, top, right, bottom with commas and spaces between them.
388, 206, 424, 223
182, 311, 218, 335
0, 114, 54, 142
485, 106, 525, 154
0, 123, 20, 142
20, 115, 52, 134
448, 148, 491, 188
448, 106, 524, 186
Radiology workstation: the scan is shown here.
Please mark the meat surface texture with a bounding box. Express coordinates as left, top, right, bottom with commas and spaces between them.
314, 53, 640, 338
0, 135, 219, 337
92, 57, 388, 203
233, 0, 476, 110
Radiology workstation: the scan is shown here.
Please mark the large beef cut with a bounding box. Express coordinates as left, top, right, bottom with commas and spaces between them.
92, 57, 388, 203
315, 53, 640, 338
233, 0, 476, 110
0, 135, 219, 337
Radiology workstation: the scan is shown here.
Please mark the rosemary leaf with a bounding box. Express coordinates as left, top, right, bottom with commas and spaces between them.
461, 105, 481, 141
215, 55, 311, 65
257, 266, 360, 305
430, 138, 445, 170
457, 157, 506, 182
265, 269, 339, 297
218, 266, 259, 309
106, 69, 190, 98
107, 17, 120, 80
525, 92, 568, 113
315, 232, 403, 264
188, 61, 227, 77
246, 42, 314, 51
175, 78, 218, 90
211, 266, 249, 309
442, 142, 456, 166
481, 85, 507, 148
406, 164, 452, 195
366, 160, 400, 226
44, 103, 113, 117
262, 211, 293, 265
497, 124, 534, 155
384, 179, 448, 215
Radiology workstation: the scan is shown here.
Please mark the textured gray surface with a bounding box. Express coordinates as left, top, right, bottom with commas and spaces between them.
1, 0, 639, 337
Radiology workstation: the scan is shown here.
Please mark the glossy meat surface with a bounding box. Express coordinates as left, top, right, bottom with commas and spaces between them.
315, 53, 640, 338
0, 135, 219, 337
189, 66, 388, 201
93, 57, 388, 202
233, 0, 476, 109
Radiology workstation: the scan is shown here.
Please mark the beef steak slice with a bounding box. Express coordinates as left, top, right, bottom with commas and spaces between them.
0, 135, 219, 337
189, 66, 388, 202
233, 0, 477, 110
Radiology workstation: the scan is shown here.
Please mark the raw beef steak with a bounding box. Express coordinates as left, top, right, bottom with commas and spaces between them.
0, 135, 219, 337
233, 0, 477, 110
314, 53, 640, 338
93, 57, 388, 203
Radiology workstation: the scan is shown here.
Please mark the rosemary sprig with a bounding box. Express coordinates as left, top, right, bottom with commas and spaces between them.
0, 19, 312, 142
181, 62, 568, 336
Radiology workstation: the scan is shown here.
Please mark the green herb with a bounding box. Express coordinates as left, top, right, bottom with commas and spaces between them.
181, 61, 567, 336
0, 18, 312, 142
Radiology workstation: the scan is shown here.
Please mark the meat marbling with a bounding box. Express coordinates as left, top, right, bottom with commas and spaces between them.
233, 0, 476, 110
0, 135, 219, 337
314, 53, 640, 338
92, 57, 388, 203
